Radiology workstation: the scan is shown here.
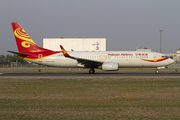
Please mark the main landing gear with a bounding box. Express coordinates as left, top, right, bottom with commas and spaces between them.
89, 68, 95, 74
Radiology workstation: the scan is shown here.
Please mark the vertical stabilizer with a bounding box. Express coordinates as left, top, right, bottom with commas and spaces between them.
11, 22, 52, 53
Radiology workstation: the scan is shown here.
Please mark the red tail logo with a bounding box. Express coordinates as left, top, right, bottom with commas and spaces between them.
14, 27, 36, 48
11, 22, 60, 60
12, 22, 40, 53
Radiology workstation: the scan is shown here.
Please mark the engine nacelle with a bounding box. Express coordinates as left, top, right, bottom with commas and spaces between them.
102, 62, 119, 71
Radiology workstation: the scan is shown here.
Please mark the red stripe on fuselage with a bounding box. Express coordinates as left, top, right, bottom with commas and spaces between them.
141, 57, 168, 62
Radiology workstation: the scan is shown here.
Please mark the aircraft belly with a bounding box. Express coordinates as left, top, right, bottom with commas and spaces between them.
28, 58, 56, 67
43, 57, 56, 66
58, 58, 78, 67
28, 58, 78, 68
150, 61, 167, 67
118, 59, 152, 68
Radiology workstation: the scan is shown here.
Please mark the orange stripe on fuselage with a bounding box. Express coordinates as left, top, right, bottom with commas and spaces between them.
141, 57, 168, 62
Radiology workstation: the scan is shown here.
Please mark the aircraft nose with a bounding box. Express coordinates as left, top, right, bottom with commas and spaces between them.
169, 58, 174, 64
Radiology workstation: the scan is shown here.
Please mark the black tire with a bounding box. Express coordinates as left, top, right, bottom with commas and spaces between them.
89, 69, 95, 74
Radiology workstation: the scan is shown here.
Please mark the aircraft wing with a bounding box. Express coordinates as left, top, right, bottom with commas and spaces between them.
7, 51, 29, 57
60, 45, 103, 68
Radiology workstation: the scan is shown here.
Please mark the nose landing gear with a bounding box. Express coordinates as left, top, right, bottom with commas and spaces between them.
156, 70, 159, 74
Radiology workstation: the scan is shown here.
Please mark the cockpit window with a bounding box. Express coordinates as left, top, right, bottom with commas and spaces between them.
162, 56, 168, 58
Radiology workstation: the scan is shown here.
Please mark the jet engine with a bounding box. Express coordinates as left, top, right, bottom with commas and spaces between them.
102, 62, 119, 71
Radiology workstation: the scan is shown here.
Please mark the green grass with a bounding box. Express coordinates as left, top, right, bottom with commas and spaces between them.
0, 78, 180, 119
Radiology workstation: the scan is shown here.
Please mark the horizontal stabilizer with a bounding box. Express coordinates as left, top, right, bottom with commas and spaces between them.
7, 51, 29, 57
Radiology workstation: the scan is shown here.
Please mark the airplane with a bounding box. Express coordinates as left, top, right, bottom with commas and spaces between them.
8, 22, 174, 74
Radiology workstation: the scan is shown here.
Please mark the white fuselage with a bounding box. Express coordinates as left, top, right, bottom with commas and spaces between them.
26, 51, 174, 69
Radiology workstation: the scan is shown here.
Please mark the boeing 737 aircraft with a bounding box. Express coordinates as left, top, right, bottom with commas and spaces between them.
8, 22, 174, 74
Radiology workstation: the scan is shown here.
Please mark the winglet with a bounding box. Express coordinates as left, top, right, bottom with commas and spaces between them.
60, 45, 71, 57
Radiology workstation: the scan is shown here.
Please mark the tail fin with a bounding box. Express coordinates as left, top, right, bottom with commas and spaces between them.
11, 22, 51, 53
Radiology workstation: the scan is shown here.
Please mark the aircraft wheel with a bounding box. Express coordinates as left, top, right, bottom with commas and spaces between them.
89, 69, 95, 74
156, 70, 159, 74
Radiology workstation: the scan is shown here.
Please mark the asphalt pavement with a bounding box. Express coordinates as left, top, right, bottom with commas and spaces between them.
0, 73, 180, 78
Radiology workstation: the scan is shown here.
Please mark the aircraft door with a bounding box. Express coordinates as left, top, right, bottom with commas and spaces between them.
153, 54, 157, 62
